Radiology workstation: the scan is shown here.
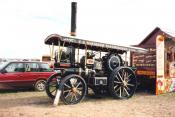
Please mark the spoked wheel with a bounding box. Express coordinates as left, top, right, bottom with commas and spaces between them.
46, 73, 60, 99
108, 67, 137, 99
60, 74, 87, 105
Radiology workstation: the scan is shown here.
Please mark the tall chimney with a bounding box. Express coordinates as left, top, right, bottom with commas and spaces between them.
69, 2, 77, 67
70, 2, 77, 36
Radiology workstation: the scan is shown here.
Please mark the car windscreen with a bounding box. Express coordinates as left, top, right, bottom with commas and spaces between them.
0, 62, 9, 70
40, 63, 53, 72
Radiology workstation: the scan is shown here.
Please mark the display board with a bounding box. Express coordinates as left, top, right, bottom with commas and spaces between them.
132, 47, 156, 78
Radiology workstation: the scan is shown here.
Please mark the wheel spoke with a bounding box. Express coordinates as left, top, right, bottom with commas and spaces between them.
125, 79, 131, 83
114, 84, 118, 90
75, 82, 81, 88
115, 86, 120, 92
115, 75, 120, 81
124, 87, 130, 96
74, 94, 78, 101
122, 69, 125, 78
63, 89, 71, 93
70, 93, 74, 102
125, 74, 132, 83
127, 83, 135, 87
64, 83, 71, 89
73, 78, 78, 86
114, 81, 122, 84
76, 91, 81, 95
76, 90, 81, 96
50, 88, 57, 93
77, 87, 83, 91
125, 85, 130, 91
65, 92, 72, 99
127, 74, 132, 79
70, 78, 77, 87
118, 72, 124, 82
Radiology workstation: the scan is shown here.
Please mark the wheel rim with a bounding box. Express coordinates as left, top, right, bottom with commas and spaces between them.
61, 76, 86, 104
46, 75, 60, 99
36, 81, 46, 91
112, 68, 136, 98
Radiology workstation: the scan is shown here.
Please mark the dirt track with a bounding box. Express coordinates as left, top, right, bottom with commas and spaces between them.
0, 90, 175, 117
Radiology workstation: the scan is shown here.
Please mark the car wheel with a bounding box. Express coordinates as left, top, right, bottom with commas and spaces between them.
35, 80, 46, 91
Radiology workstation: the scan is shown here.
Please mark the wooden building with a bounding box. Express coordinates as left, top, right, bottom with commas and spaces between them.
131, 27, 175, 94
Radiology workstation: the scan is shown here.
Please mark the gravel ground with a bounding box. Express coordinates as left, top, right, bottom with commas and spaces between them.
0, 90, 175, 117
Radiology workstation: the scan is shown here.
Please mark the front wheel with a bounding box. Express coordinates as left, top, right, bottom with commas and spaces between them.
45, 74, 60, 99
108, 67, 137, 99
60, 74, 87, 105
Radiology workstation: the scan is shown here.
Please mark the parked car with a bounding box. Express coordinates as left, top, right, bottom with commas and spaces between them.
0, 61, 55, 91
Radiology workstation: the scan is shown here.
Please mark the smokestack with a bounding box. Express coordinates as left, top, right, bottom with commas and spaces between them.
70, 2, 77, 36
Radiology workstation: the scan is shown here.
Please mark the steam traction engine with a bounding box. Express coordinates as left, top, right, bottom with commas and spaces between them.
45, 34, 147, 105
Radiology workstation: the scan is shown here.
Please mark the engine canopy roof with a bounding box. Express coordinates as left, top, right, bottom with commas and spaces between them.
45, 34, 148, 54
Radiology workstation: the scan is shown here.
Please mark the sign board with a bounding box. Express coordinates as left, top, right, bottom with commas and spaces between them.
132, 47, 156, 78
156, 35, 165, 94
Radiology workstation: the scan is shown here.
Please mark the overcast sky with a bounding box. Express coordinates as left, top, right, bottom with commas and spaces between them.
0, 0, 175, 59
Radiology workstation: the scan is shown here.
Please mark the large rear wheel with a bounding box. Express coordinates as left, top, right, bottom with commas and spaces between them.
108, 67, 137, 99
60, 74, 87, 105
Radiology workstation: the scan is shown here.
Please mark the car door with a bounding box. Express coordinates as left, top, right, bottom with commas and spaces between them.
0, 62, 25, 87
22, 62, 40, 86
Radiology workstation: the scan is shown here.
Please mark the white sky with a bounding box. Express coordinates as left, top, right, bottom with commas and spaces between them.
0, 0, 175, 59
